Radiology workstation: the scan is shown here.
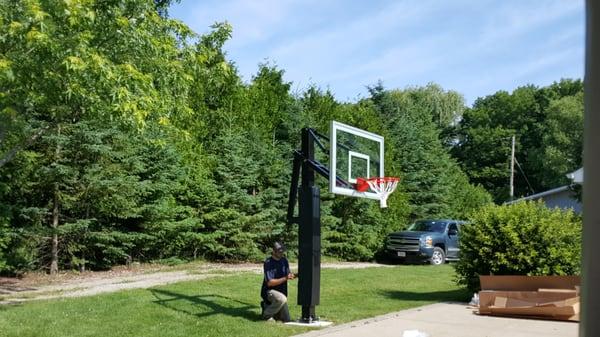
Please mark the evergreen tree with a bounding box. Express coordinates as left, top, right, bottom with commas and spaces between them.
369, 86, 490, 220
0, 0, 197, 273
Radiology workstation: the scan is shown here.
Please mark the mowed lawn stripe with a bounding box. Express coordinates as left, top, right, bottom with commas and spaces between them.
0, 265, 468, 337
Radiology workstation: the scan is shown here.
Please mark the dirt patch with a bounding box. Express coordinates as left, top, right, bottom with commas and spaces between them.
0, 262, 390, 304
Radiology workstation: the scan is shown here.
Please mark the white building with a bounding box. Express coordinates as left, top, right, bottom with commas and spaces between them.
506, 168, 583, 214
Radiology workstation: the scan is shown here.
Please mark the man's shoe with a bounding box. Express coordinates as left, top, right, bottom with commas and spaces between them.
266, 317, 276, 323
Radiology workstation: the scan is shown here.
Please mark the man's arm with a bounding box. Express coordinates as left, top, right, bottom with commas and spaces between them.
264, 258, 295, 287
267, 276, 290, 287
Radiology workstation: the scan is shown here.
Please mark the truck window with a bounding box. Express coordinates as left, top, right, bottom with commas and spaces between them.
407, 221, 446, 233
448, 223, 458, 234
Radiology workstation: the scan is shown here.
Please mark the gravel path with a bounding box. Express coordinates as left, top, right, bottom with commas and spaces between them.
0, 262, 390, 304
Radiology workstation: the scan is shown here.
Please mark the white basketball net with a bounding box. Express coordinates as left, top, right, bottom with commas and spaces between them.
365, 178, 399, 208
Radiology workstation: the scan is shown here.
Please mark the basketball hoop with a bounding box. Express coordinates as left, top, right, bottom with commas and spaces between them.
356, 177, 400, 208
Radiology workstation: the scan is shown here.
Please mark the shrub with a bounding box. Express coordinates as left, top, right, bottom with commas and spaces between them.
0, 220, 9, 273
454, 201, 581, 292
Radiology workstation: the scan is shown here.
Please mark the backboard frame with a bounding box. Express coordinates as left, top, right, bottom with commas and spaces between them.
329, 120, 384, 200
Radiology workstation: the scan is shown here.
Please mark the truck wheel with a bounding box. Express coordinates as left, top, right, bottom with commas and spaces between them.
430, 247, 445, 265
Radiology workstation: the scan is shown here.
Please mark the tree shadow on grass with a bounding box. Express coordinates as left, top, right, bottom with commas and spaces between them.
378, 288, 471, 303
150, 288, 261, 321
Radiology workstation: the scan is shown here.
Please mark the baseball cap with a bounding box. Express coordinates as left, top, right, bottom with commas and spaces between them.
273, 242, 286, 252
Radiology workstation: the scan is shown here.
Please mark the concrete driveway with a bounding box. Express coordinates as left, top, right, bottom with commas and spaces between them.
294, 302, 578, 337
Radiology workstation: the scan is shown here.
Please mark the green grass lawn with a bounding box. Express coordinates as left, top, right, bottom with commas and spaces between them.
0, 265, 469, 337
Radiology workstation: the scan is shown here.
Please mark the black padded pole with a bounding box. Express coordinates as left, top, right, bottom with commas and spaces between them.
297, 128, 321, 322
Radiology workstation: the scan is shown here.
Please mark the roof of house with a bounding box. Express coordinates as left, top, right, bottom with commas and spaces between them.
566, 167, 583, 184
504, 167, 582, 205
505, 185, 571, 204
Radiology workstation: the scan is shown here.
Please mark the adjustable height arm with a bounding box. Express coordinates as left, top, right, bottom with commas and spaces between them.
287, 151, 302, 224
287, 148, 353, 225
305, 158, 351, 188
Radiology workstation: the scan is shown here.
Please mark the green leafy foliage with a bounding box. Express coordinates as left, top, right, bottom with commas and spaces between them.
367, 85, 491, 220
198, 131, 286, 261
323, 199, 403, 261
0, 220, 10, 272
452, 80, 583, 202
0, 0, 580, 275
534, 93, 584, 188
455, 201, 582, 291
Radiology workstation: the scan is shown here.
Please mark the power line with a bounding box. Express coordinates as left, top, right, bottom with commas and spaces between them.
514, 157, 535, 194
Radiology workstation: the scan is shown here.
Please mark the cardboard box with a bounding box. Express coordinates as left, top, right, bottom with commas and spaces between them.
478, 275, 580, 322
479, 275, 580, 291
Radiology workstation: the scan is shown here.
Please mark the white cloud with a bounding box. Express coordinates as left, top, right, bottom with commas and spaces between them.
171, 0, 584, 104
262, 1, 467, 90
477, 47, 582, 86
181, 0, 305, 46
476, 0, 582, 49
269, 2, 429, 57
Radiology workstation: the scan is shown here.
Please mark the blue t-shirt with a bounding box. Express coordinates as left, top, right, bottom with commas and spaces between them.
261, 256, 290, 301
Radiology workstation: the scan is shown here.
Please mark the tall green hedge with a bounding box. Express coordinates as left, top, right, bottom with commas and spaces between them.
455, 201, 581, 291
0, 0, 491, 274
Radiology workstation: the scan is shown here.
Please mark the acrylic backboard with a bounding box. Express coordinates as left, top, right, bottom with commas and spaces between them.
329, 121, 384, 200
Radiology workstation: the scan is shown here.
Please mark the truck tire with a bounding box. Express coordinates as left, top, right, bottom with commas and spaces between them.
430, 247, 445, 265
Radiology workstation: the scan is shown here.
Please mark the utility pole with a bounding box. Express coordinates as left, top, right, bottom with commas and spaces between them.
510, 135, 515, 200
582, 1, 600, 336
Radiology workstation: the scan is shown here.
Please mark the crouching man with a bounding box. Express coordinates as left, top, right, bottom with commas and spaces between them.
260, 242, 296, 322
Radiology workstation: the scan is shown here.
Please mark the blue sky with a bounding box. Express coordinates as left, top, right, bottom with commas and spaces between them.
169, 0, 585, 106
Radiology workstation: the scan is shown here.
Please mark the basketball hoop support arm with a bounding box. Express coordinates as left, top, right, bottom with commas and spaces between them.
287, 152, 350, 223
